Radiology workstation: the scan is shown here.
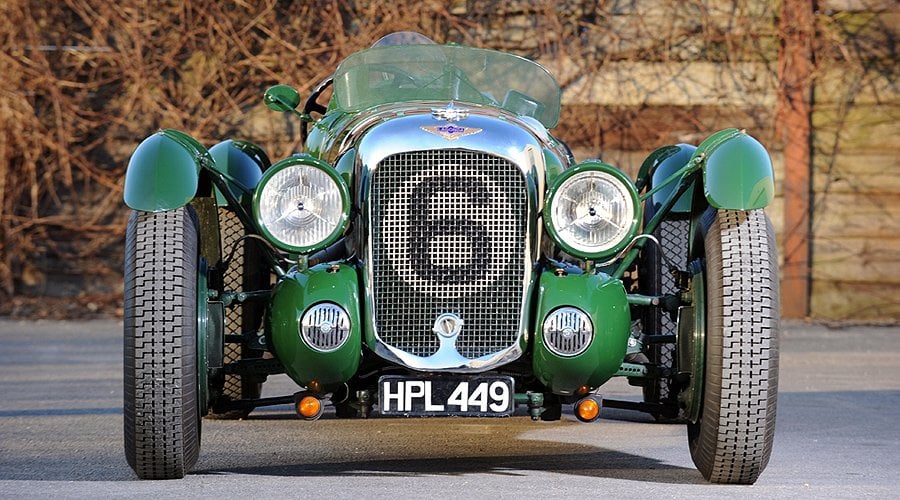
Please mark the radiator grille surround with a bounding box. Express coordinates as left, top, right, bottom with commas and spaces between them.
369, 150, 529, 364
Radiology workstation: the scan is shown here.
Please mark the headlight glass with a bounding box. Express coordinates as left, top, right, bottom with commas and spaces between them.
547, 167, 638, 258
256, 162, 348, 252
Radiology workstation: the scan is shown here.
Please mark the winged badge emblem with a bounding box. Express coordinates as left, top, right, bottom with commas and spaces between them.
421, 124, 483, 141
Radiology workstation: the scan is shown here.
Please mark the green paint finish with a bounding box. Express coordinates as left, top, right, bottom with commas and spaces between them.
306, 112, 351, 160
124, 130, 208, 211
636, 145, 679, 191
649, 143, 697, 214
197, 258, 210, 415
162, 129, 212, 162
694, 129, 775, 210
209, 140, 269, 206
533, 270, 631, 395
334, 149, 357, 191
268, 263, 362, 390
542, 147, 566, 186
263, 84, 301, 113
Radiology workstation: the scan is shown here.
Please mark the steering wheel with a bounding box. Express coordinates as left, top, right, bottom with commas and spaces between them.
303, 76, 333, 116
301, 76, 333, 143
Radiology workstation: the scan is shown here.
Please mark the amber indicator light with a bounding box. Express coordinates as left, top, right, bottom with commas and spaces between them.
575, 397, 601, 422
297, 396, 323, 419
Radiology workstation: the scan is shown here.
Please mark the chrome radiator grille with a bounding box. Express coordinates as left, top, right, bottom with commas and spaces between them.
371, 150, 527, 359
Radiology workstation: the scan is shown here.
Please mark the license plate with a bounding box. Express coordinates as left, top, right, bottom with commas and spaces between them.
378, 375, 515, 417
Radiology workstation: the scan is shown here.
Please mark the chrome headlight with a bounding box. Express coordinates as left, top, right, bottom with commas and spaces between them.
544, 162, 640, 259
254, 157, 350, 253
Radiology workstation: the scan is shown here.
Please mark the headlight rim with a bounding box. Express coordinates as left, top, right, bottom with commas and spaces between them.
542, 162, 641, 260
252, 156, 351, 254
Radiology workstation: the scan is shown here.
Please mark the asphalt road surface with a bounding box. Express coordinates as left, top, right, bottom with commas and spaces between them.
0, 319, 897, 498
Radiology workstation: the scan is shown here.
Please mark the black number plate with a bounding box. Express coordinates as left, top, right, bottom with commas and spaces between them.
378, 375, 515, 417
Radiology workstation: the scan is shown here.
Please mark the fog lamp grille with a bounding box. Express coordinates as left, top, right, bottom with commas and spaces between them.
543, 307, 593, 357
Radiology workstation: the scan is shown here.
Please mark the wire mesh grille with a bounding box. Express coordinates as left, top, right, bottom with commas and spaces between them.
371, 150, 527, 358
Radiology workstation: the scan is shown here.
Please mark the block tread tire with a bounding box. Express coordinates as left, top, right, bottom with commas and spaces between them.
688, 209, 779, 484
124, 208, 200, 480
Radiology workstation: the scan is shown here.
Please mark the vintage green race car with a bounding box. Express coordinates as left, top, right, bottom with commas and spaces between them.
123, 32, 779, 483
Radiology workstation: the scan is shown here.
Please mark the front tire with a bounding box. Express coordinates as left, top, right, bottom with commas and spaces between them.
124, 208, 201, 479
688, 209, 779, 484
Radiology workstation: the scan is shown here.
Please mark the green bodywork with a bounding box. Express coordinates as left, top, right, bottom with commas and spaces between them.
209, 140, 269, 206
124, 129, 268, 212
268, 263, 361, 390
635, 129, 774, 218
124, 130, 207, 212
695, 129, 775, 210
614, 128, 774, 282
306, 112, 350, 160
333, 149, 357, 188
124, 37, 777, 415
542, 147, 567, 184
533, 270, 631, 395
645, 144, 697, 214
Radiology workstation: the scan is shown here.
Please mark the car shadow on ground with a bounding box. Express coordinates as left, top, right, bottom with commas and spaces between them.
7, 389, 898, 484
192, 405, 703, 485
0, 403, 700, 483
196, 449, 703, 484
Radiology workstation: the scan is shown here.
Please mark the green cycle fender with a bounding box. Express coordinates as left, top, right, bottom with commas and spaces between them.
209, 139, 270, 206
694, 129, 775, 210
124, 129, 210, 212
647, 143, 697, 214
124, 130, 271, 211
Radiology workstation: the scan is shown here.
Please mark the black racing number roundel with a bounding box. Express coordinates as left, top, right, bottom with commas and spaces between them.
408, 176, 491, 286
